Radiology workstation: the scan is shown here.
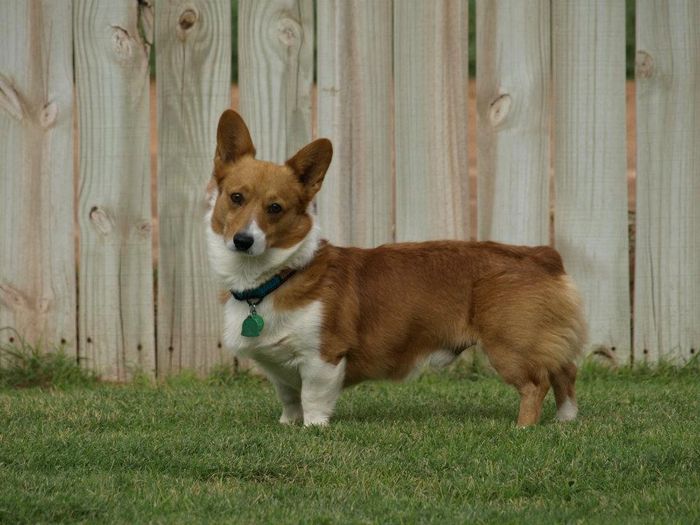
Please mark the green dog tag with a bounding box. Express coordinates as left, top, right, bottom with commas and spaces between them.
241, 313, 264, 337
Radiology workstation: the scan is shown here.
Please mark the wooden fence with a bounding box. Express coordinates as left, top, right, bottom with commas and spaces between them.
1, 0, 698, 380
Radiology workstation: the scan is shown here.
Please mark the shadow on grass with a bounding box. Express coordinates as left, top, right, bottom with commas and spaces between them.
338, 400, 515, 425
337, 373, 517, 425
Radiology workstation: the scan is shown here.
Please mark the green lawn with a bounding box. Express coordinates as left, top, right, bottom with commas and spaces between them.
1, 363, 699, 524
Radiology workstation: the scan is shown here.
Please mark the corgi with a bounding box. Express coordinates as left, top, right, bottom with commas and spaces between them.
206, 110, 586, 427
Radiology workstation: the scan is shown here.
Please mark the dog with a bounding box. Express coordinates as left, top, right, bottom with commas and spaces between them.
206, 110, 586, 427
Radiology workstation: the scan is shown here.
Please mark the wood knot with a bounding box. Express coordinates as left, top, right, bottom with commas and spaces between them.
89, 206, 114, 236
40, 101, 57, 128
37, 296, 52, 314
179, 9, 197, 29
135, 220, 152, 238
0, 283, 30, 311
177, 8, 198, 40
111, 26, 134, 61
277, 18, 301, 47
635, 51, 654, 79
488, 93, 512, 127
0, 75, 24, 121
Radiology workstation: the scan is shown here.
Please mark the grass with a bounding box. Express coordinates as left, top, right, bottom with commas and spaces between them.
0, 332, 98, 390
1, 351, 699, 525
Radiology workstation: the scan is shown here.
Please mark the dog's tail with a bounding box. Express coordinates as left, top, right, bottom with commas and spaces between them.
544, 274, 586, 421
551, 274, 587, 363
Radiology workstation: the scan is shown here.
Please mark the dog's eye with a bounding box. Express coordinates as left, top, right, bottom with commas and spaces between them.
231, 193, 244, 205
267, 203, 283, 215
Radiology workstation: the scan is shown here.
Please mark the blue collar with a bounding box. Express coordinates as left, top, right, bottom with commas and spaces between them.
230, 269, 297, 303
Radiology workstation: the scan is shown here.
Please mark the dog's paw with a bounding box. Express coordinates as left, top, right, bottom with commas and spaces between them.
279, 405, 303, 425
303, 414, 330, 427
556, 399, 578, 422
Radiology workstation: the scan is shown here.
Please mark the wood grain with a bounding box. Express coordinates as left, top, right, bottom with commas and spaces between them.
74, 0, 155, 380
0, 0, 76, 356
236, 0, 311, 371
394, 0, 469, 242
238, 0, 313, 163
634, 0, 700, 364
476, 0, 550, 245
316, 0, 394, 247
155, 0, 231, 376
552, 1, 630, 362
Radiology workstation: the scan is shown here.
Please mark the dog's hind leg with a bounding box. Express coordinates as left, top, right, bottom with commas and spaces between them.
515, 376, 551, 427
549, 362, 578, 422
480, 342, 551, 427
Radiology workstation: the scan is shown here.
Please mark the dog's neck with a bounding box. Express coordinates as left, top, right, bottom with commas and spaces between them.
206, 211, 322, 292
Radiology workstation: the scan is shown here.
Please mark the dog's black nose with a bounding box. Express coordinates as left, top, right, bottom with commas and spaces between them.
233, 232, 254, 251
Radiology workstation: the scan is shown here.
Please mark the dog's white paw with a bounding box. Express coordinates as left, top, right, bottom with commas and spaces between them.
303, 414, 330, 427
279, 405, 303, 425
556, 398, 578, 422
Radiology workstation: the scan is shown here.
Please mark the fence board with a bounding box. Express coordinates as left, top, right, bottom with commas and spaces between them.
476, 0, 550, 245
553, 1, 630, 362
238, 0, 313, 163
236, 0, 311, 371
74, 0, 155, 380
155, 0, 231, 375
394, 0, 469, 242
316, 0, 393, 247
634, 0, 700, 364
0, 0, 75, 356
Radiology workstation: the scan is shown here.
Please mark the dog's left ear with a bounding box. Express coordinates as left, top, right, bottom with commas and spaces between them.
286, 139, 333, 199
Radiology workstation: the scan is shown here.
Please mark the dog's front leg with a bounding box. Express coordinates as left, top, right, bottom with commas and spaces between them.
300, 356, 346, 427
255, 361, 303, 424
274, 381, 303, 425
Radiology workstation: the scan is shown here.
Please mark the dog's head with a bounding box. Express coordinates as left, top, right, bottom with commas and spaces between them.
209, 110, 332, 258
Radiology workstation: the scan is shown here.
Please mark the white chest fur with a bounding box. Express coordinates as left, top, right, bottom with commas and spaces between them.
223, 297, 324, 369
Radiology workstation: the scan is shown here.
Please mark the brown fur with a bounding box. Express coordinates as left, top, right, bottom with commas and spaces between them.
211, 111, 587, 427
268, 242, 586, 426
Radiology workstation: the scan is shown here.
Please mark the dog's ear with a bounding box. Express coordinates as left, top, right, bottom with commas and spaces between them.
216, 110, 256, 166
286, 139, 333, 199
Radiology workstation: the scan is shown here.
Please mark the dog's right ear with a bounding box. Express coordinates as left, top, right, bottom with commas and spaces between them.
215, 110, 256, 166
